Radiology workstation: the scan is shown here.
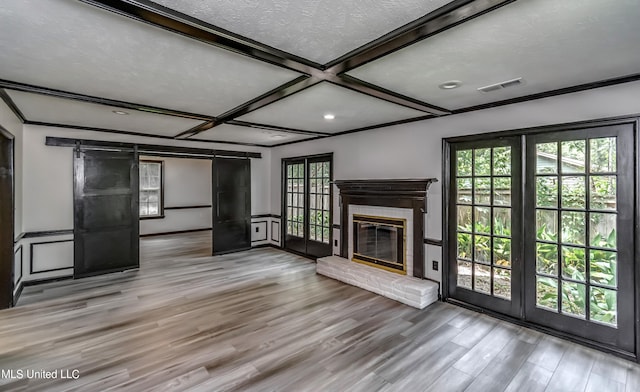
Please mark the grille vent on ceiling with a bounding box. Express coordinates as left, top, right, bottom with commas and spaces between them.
477, 77, 523, 93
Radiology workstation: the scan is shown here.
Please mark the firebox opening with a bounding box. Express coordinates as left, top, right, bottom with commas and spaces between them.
352, 214, 406, 274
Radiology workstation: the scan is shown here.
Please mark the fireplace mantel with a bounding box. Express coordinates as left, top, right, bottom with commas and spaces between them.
334, 179, 437, 199
335, 178, 437, 279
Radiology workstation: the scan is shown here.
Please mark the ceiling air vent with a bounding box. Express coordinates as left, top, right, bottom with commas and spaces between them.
477, 77, 523, 93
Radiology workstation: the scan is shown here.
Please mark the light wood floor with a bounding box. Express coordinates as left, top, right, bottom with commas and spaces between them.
2, 231, 640, 391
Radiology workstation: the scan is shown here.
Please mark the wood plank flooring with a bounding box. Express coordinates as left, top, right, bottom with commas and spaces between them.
1, 231, 640, 391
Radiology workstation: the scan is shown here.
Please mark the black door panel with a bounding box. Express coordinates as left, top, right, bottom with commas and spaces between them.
212, 157, 251, 255
82, 195, 133, 228
81, 229, 134, 271
0, 128, 13, 309
74, 150, 139, 278
84, 157, 132, 190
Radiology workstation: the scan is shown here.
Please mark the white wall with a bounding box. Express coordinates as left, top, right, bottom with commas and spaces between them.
251, 151, 271, 216
270, 80, 640, 283
139, 156, 212, 235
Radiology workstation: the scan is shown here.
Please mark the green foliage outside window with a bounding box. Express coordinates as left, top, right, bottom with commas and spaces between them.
456, 137, 618, 325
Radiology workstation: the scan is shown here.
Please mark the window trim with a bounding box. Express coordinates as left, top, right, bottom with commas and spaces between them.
139, 159, 165, 219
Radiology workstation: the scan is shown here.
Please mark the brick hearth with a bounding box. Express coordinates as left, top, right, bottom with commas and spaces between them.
317, 256, 438, 309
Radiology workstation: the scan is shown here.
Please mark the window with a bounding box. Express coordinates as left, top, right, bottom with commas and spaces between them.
139, 160, 163, 218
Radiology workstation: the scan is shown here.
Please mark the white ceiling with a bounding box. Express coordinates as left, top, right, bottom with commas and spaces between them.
1, 0, 639, 147
0, 0, 300, 116
7, 90, 204, 137
348, 0, 640, 110
193, 124, 313, 146
149, 0, 452, 64
237, 82, 426, 133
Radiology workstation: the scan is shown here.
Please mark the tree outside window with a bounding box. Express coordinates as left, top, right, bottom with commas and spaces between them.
140, 160, 163, 217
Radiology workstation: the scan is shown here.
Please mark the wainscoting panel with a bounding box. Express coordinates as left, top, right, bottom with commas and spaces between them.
251, 220, 268, 243
332, 228, 340, 256
14, 232, 76, 285
248, 216, 282, 248
30, 240, 74, 275
425, 243, 443, 293
270, 219, 280, 246
13, 245, 22, 285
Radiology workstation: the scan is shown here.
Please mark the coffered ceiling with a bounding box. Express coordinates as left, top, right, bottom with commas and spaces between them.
6, 89, 203, 138
0, 0, 299, 115
349, 0, 640, 110
195, 124, 315, 147
148, 0, 453, 65
237, 82, 427, 134
1, 0, 639, 147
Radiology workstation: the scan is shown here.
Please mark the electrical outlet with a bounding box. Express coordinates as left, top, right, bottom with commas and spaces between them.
432, 260, 439, 271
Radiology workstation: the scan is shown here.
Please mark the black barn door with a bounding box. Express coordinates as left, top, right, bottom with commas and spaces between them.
212, 157, 251, 255
74, 149, 139, 278
0, 127, 13, 309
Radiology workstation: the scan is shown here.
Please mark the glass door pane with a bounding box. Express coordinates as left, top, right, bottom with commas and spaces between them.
533, 139, 610, 320
308, 160, 331, 244
525, 125, 634, 353
285, 162, 305, 238
283, 155, 332, 258
449, 138, 522, 317
448, 124, 634, 354
305, 157, 332, 258
284, 160, 307, 255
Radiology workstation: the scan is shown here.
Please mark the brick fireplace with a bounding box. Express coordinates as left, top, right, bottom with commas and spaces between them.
317, 179, 439, 309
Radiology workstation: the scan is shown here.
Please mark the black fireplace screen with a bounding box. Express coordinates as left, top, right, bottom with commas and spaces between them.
353, 215, 406, 273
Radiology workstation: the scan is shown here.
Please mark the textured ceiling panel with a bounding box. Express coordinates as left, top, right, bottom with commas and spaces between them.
8, 90, 203, 137
0, 0, 300, 116
149, 0, 452, 64
193, 124, 313, 146
237, 82, 426, 133
349, 0, 640, 110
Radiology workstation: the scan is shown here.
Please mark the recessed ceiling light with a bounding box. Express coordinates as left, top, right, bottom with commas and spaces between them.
271, 134, 286, 138
323, 113, 335, 120
438, 80, 462, 90
112, 110, 129, 115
